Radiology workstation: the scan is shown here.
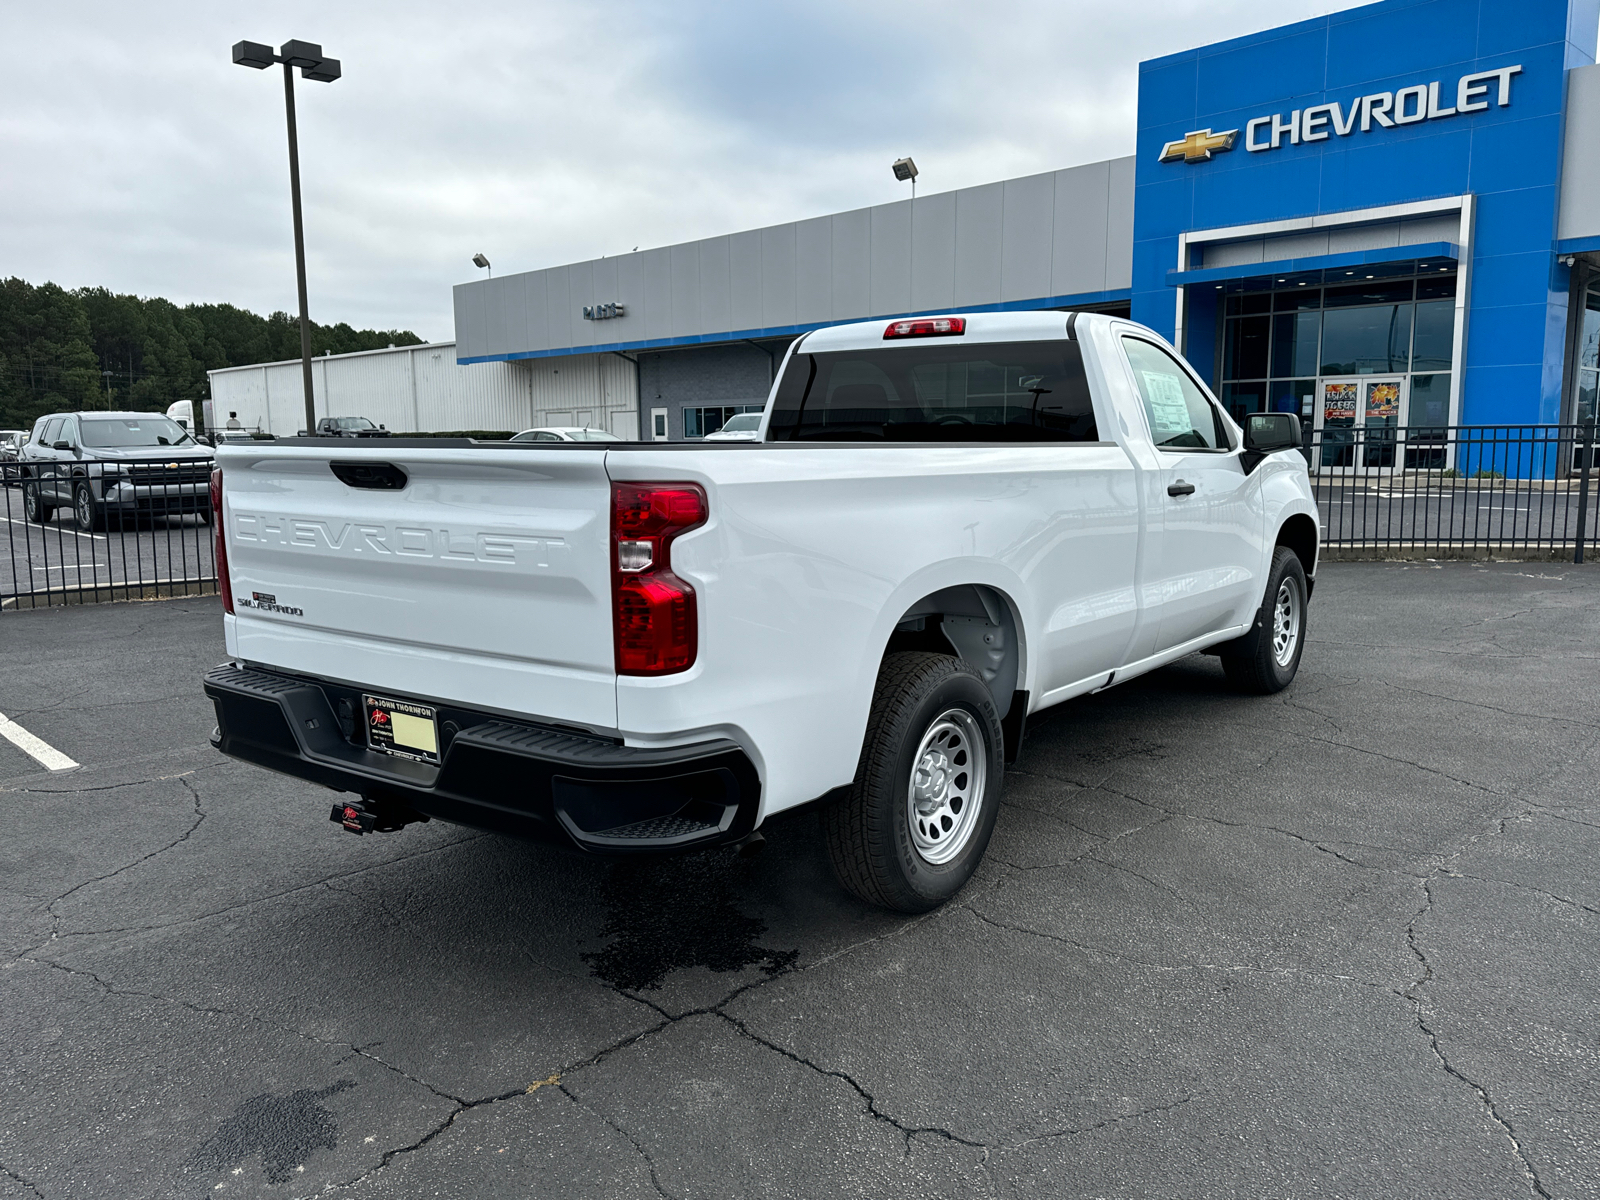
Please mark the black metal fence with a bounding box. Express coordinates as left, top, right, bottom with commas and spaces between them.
3, 424, 1599, 612
1306, 424, 1600, 560
2, 459, 216, 611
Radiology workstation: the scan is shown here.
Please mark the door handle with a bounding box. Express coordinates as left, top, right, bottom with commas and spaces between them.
1167, 480, 1196, 497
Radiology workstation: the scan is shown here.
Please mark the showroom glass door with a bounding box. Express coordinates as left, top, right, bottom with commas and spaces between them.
1314, 376, 1407, 473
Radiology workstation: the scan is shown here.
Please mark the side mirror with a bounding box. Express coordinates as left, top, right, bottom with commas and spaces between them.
52, 440, 71, 451
1244, 413, 1300, 452
1241, 413, 1300, 473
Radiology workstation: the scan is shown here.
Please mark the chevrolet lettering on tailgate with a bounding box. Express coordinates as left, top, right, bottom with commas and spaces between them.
232, 516, 569, 568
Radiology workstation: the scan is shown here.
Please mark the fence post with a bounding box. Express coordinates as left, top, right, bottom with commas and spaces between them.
1576, 422, 1595, 565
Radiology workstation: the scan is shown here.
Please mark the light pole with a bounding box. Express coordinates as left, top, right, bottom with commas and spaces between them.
232, 39, 341, 436
473, 252, 492, 279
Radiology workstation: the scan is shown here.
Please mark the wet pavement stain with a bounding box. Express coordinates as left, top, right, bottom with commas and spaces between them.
186, 1078, 356, 1185
583, 850, 798, 991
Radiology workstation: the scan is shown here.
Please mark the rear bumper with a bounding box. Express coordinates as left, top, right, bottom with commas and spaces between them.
203, 662, 761, 854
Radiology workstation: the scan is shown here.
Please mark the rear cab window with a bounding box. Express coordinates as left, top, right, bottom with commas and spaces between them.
766, 339, 1099, 442
1120, 336, 1231, 451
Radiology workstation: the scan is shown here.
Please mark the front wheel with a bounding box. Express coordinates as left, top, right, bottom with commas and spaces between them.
73, 481, 106, 533
822, 652, 1004, 912
1221, 546, 1308, 694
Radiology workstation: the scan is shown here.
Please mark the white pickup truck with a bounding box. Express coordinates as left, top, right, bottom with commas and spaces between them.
204, 311, 1318, 911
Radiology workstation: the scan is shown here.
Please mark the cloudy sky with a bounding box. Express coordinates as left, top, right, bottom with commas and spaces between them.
1, 0, 1376, 341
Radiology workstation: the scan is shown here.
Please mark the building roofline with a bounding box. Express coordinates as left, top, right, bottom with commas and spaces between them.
455, 290, 1132, 365
205, 340, 455, 378
449, 156, 1138, 297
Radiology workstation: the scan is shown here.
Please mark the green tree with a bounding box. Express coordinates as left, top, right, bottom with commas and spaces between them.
0, 278, 424, 433
0, 279, 101, 430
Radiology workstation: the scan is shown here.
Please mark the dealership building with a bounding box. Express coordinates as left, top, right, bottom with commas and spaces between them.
215, 0, 1600, 444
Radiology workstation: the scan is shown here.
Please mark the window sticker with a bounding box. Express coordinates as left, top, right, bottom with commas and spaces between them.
1323, 383, 1358, 424
1366, 382, 1400, 420
1142, 371, 1192, 435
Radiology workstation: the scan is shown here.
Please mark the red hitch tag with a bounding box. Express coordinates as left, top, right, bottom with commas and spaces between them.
330, 803, 376, 835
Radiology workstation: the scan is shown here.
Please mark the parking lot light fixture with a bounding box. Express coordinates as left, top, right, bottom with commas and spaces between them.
892, 156, 918, 200
473, 253, 492, 278
232, 37, 341, 436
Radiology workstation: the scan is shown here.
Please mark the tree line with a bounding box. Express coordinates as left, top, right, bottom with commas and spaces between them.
0, 277, 423, 432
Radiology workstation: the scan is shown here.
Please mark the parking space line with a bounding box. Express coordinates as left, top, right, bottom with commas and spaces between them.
1, 516, 105, 541
0, 712, 79, 773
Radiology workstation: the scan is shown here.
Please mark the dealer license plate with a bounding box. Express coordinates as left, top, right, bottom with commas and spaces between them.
363, 694, 441, 764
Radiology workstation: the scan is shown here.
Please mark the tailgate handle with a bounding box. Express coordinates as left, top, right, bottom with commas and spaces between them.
330, 461, 408, 490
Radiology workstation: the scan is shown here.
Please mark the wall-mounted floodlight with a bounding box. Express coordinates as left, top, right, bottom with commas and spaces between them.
472, 253, 492, 278
232, 37, 342, 434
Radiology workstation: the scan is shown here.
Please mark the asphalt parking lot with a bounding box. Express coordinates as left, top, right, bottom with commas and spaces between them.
2, 563, 1597, 1199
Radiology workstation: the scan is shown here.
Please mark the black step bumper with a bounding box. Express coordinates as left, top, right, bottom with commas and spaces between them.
203, 663, 760, 854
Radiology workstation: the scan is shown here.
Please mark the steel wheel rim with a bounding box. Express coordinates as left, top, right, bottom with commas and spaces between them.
1272, 577, 1302, 667
23, 485, 37, 520
906, 707, 987, 866
75, 486, 91, 528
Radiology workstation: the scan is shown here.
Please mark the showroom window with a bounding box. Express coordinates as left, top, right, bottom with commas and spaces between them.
1574, 283, 1600, 426
1217, 262, 1457, 428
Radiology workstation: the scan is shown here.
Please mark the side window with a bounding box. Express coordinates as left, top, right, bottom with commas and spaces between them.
39, 419, 62, 446
1121, 337, 1230, 451
59, 419, 78, 448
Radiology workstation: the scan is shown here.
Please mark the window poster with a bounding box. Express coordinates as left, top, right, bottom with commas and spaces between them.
1142, 371, 1192, 435
1366, 382, 1400, 421
1323, 383, 1358, 425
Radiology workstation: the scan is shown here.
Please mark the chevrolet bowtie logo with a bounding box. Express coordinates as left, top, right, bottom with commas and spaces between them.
1159, 128, 1240, 164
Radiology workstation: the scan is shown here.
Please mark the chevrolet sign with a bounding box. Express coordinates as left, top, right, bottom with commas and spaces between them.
1160, 129, 1239, 164
1161, 63, 1521, 164
1244, 64, 1521, 155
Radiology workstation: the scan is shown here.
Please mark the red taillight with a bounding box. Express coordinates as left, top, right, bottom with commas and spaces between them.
611, 482, 706, 675
883, 316, 965, 339
211, 468, 233, 615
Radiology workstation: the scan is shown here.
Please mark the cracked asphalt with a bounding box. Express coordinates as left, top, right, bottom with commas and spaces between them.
2, 562, 1598, 1199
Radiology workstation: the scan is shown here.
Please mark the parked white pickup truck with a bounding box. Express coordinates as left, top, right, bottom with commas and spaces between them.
204, 311, 1318, 911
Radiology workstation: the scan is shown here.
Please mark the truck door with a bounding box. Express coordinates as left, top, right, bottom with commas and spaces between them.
1119, 335, 1261, 652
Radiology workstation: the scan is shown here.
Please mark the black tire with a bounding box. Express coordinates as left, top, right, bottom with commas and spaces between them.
1221, 546, 1308, 694
822, 652, 1004, 912
22, 481, 53, 524
198, 504, 213, 526
73, 481, 106, 533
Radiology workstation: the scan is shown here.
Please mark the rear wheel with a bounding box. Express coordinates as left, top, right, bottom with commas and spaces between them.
22, 481, 53, 524
822, 652, 1004, 912
1221, 546, 1307, 694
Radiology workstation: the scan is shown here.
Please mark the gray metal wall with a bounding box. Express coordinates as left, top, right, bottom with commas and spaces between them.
1202, 213, 1463, 269
1560, 63, 1600, 242
638, 342, 780, 441
207, 342, 638, 438
454, 156, 1136, 363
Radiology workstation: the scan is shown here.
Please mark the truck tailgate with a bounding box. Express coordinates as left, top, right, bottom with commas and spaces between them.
216, 443, 617, 730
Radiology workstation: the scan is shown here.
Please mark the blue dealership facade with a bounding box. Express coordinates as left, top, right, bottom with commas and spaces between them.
1135, 0, 1600, 435
453, 0, 1600, 445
